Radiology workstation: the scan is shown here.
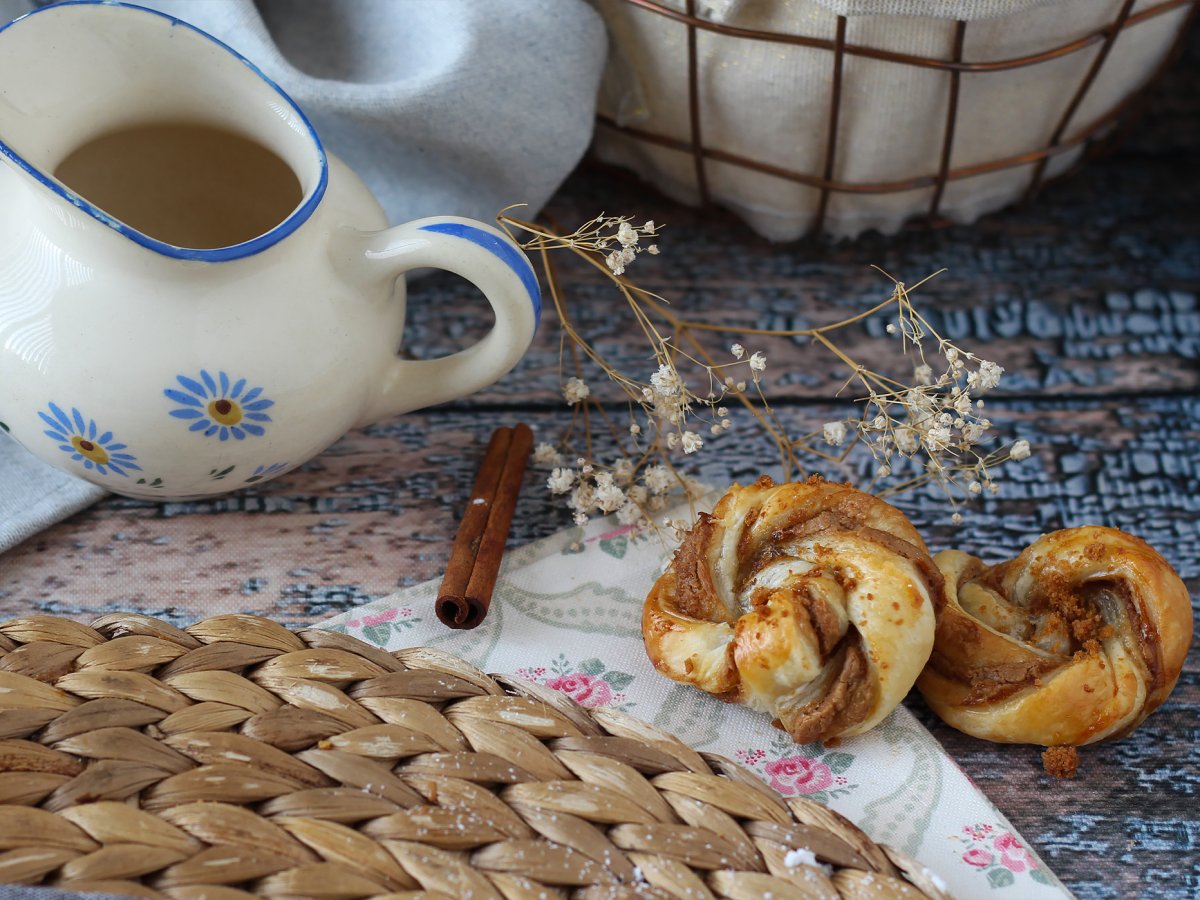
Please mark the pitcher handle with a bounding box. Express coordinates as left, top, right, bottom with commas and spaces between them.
350, 217, 540, 428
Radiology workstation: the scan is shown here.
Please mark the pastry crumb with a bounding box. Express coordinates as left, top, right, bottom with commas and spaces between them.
1042, 745, 1079, 779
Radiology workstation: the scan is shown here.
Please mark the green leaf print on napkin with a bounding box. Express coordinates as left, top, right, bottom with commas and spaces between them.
989, 869, 1016, 889
824, 751, 855, 775
599, 535, 628, 558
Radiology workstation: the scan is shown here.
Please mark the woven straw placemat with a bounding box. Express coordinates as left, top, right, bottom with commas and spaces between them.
0, 614, 950, 899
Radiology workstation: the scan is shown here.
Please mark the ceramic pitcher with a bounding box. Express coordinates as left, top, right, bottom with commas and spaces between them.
0, 1, 540, 500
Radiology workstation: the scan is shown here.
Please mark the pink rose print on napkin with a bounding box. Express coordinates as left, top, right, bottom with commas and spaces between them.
735, 737, 857, 803
958, 823, 1050, 889
363, 608, 399, 627
995, 833, 1032, 873
963, 848, 994, 868
516, 655, 636, 711
762, 755, 834, 795
545, 673, 613, 708
341, 606, 419, 645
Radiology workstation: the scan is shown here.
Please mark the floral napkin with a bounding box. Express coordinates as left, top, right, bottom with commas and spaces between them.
321, 513, 1073, 899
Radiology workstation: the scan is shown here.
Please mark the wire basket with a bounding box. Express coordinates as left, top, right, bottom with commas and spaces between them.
592, 0, 1198, 239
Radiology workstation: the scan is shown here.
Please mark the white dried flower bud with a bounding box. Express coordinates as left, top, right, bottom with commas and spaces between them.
716, 407, 728, 417
749, 352, 766, 373
664, 518, 689, 539
629, 422, 641, 436
730, 343, 745, 359
962, 423, 986, 444
721, 418, 732, 430
968, 481, 982, 494
573, 511, 589, 526
616, 501, 642, 526
1010, 439, 1031, 461
735, 381, 747, 392
605, 249, 626, 276
823, 421, 848, 446
547, 467, 575, 494
666, 432, 679, 449
647, 244, 659, 255
651, 364, 682, 397
569, 483, 595, 512
627, 485, 648, 504
951, 512, 964, 525
613, 459, 634, 485
886, 323, 897, 334
710, 424, 721, 436
926, 425, 952, 452
563, 377, 590, 405
594, 481, 626, 513
975, 359, 1004, 393
681, 431, 703, 454
895, 426, 918, 454
877, 465, 891, 477
871, 415, 886, 430
643, 219, 657, 234
643, 465, 672, 494
617, 221, 638, 248
533, 443, 562, 467
914, 363, 934, 386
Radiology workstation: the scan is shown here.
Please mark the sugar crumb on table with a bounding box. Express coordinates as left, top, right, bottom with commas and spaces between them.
1042, 745, 1079, 779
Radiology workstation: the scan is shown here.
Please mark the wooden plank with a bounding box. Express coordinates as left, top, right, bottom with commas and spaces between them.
401, 156, 1199, 405
2, 398, 1195, 616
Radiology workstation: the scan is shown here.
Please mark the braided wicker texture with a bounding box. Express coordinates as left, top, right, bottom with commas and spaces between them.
0, 614, 950, 899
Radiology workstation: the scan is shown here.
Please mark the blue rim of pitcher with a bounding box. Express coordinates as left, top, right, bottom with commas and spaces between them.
0, 0, 328, 263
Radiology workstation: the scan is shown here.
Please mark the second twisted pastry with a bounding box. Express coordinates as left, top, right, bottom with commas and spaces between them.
643, 475, 944, 743
919, 526, 1192, 749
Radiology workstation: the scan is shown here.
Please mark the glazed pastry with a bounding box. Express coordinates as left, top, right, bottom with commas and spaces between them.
642, 475, 943, 743
918, 526, 1192, 748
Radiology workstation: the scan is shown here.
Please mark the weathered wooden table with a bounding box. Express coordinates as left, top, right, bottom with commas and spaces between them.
2, 36, 1197, 900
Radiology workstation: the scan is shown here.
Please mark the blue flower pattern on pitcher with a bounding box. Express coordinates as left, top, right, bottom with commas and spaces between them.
39, 402, 141, 476
166, 370, 273, 441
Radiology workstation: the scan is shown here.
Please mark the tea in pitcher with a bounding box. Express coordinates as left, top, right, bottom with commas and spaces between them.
54, 122, 303, 249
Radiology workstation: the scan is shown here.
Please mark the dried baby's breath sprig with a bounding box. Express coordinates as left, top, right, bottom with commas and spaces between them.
497, 209, 1030, 532
788, 271, 1033, 521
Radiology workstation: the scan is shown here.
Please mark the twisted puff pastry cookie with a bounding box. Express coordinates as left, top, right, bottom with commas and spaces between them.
918, 526, 1192, 747
642, 476, 944, 743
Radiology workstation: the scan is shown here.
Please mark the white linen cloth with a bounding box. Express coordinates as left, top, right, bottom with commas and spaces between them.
319, 508, 1075, 899
593, 0, 1188, 239
0, 0, 607, 552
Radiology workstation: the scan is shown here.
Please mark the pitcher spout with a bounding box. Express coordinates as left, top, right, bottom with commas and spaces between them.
0, 0, 326, 261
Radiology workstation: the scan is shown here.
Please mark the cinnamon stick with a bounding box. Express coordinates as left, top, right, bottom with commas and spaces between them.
435, 424, 532, 629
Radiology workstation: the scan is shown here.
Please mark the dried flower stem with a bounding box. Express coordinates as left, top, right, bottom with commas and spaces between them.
501, 209, 1029, 532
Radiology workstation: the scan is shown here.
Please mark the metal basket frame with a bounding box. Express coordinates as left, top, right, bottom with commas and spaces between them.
597, 0, 1199, 235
